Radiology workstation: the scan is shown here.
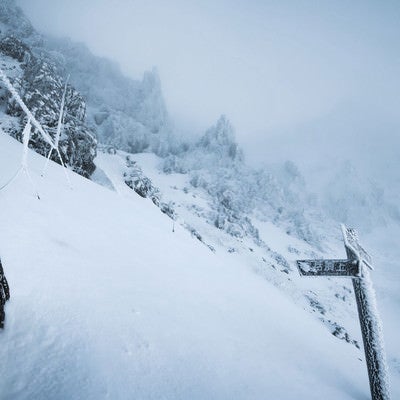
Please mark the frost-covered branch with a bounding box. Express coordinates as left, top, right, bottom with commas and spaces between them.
55, 76, 69, 147
0, 67, 55, 149
42, 76, 69, 177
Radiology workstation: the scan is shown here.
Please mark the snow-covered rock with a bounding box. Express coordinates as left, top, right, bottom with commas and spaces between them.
0, 35, 97, 177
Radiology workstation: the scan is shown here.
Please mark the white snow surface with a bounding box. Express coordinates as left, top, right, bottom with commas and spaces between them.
0, 133, 378, 399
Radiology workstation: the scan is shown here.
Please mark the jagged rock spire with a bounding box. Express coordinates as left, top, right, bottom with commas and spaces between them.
137, 67, 169, 136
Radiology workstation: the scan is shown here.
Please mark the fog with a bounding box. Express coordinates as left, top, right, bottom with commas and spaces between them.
17, 0, 400, 168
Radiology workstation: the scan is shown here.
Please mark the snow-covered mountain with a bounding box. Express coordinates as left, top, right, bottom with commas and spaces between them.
0, 0, 399, 398
0, 0, 171, 173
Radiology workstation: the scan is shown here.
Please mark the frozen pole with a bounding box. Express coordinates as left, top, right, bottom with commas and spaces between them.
41, 76, 72, 188
297, 224, 390, 400
42, 76, 69, 172
21, 119, 40, 199
342, 225, 390, 400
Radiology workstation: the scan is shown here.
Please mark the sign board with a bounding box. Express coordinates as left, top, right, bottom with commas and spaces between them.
297, 259, 359, 277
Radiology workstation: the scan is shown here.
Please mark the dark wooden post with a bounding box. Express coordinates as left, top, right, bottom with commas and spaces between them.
0, 258, 10, 329
297, 225, 390, 400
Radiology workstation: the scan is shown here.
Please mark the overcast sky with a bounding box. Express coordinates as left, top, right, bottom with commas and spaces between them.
17, 0, 400, 166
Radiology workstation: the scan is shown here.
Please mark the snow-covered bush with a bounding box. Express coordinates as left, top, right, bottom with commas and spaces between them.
124, 156, 178, 221
0, 35, 31, 62
162, 155, 187, 174
124, 156, 160, 205
159, 201, 176, 220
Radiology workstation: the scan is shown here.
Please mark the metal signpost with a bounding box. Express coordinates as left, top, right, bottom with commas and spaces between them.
297, 225, 390, 400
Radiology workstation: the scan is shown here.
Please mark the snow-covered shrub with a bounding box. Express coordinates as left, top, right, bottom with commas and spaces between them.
0, 35, 31, 62
160, 201, 176, 220
124, 156, 160, 205
162, 155, 187, 174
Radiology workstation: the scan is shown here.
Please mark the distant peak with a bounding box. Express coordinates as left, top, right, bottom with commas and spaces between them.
142, 67, 161, 91
201, 115, 236, 147
0, 0, 34, 38
198, 115, 243, 162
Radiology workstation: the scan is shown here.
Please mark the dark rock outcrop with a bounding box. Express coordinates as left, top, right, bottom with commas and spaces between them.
0, 36, 97, 177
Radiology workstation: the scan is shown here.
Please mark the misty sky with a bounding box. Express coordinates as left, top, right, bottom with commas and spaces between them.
17, 0, 400, 166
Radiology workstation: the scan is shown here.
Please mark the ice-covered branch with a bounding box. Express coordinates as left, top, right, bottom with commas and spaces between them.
55, 76, 69, 147
0, 67, 56, 150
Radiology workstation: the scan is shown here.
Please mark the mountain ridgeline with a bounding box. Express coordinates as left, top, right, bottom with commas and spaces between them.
0, 0, 318, 243
0, 0, 171, 176
1, 0, 395, 239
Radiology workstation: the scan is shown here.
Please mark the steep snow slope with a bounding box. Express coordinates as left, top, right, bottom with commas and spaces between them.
0, 132, 373, 399
95, 150, 365, 343
95, 149, 400, 398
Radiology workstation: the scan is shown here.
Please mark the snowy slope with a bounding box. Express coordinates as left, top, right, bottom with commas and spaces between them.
95, 151, 366, 344
95, 149, 400, 398
0, 132, 375, 399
